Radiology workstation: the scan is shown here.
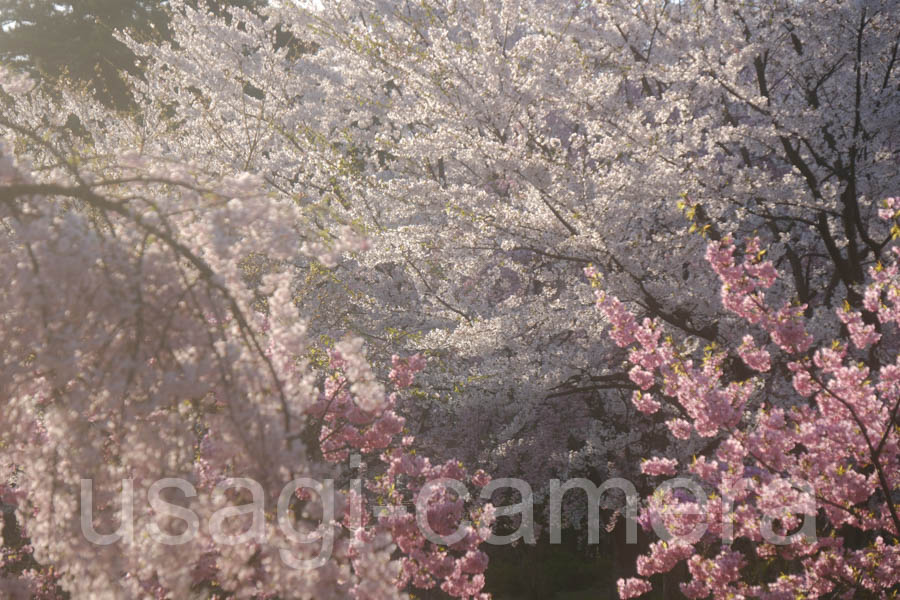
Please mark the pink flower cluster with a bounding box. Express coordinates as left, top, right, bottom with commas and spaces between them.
589, 208, 900, 598
590, 268, 753, 440
388, 354, 428, 390
311, 348, 494, 599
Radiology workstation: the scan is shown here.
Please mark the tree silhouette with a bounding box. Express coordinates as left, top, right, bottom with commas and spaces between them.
0, 0, 265, 108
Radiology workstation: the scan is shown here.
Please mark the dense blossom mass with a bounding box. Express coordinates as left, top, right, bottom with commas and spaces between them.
592, 212, 900, 597
0, 0, 898, 598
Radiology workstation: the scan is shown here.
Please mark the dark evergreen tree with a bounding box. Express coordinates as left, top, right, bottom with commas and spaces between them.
0, 1, 265, 108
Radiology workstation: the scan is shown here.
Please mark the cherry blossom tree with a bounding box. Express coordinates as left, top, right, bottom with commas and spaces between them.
118, 0, 898, 547
0, 67, 492, 599
2, 0, 899, 596
593, 200, 900, 598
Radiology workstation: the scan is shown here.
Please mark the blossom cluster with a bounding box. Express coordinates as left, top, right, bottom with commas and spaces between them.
591, 203, 900, 598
